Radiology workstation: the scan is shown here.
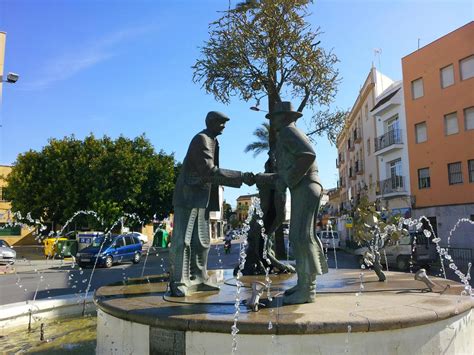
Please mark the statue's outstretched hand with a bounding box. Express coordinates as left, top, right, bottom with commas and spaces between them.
243, 172, 256, 186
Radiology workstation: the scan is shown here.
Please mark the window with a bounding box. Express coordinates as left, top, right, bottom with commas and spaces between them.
418, 168, 430, 189
468, 159, 474, 183
460, 55, 474, 81
464, 107, 474, 131
115, 237, 125, 247
124, 236, 134, 245
415, 122, 427, 143
440, 64, 454, 88
0, 187, 6, 201
411, 78, 424, 99
448, 162, 463, 185
366, 139, 370, 155
365, 103, 369, 120
444, 112, 459, 135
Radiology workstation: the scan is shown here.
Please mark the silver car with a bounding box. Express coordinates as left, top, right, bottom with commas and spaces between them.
0, 239, 16, 264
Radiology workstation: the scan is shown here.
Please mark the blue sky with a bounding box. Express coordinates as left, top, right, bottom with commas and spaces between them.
0, 0, 472, 207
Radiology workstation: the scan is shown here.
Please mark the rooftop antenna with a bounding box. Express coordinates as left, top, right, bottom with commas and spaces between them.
373, 48, 383, 92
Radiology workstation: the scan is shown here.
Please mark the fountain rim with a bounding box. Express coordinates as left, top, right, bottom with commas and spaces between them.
93, 269, 473, 335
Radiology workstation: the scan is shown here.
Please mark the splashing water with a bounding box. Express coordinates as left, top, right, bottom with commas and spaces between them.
231, 198, 254, 354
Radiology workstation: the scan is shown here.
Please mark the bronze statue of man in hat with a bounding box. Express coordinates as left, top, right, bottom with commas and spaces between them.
170, 111, 255, 297
257, 101, 328, 304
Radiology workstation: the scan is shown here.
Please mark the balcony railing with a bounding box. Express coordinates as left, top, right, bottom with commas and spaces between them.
353, 127, 362, 143
354, 160, 364, 175
339, 177, 346, 188
348, 138, 355, 151
374, 129, 403, 152
378, 175, 406, 195
349, 167, 356, 180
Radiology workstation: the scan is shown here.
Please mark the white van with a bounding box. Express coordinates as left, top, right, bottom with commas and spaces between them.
317, 231, 340, 250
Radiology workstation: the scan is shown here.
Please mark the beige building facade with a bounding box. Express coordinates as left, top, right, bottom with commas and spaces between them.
337, 67, 394, 212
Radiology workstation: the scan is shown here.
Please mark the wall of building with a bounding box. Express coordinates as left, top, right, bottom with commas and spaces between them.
0, 32, 5, 102
337, 68, 394, 209
402, 22, 474, 209
372, 82, 411, 213
412, 204, 474, 249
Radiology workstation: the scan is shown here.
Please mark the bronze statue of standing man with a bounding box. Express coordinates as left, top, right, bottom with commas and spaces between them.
170, 111, 254, 297
258, 102, 328, 304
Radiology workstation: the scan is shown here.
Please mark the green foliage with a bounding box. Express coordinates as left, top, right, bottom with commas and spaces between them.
244, 122, 270, 157
192, 0, 344, 143
222, 200, 233, 221
6, 134, 177, 230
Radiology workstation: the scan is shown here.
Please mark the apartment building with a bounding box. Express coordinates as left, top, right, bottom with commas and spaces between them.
336, 67, 394, 212
0, 166, 35, 244
371, 81, 411, 217
402, 21, 474, 249
0, 32, 5, 105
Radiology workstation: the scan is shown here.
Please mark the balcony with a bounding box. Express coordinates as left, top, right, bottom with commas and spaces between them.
353, 127, 362, 143
374, 129, 403, 154
377, 175, 407, 196
348, 138, 355, 152
337, 177, 345, 189
354, 160, 364, 175
349, 167, 356, 180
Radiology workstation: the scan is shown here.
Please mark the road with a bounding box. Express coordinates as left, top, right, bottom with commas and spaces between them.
0, 242, 364, 305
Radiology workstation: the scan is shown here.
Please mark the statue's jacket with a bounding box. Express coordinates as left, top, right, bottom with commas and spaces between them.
275, 125, 322, 189
173, 129, 243, 211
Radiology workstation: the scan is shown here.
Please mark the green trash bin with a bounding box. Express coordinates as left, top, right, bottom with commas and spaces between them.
56, 239, 78, 258
152, 230, 162, 248
161, 230, 169, 248
153, 229, 169, 248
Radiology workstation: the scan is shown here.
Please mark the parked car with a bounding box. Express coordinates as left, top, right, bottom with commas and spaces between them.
76, 231, 105, 252
0, 239, 16, 264
317, 231, 340, 250
355, 231, 437, 271
76, 234, 142, 268
127, 232, 149, 245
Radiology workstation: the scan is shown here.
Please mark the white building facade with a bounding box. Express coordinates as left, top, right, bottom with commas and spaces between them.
371, 81, 412, 217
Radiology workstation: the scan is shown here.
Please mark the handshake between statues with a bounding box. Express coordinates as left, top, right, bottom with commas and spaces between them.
243, 172, 287, 193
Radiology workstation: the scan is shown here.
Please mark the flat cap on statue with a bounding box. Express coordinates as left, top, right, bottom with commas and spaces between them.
265, 101, 303, 120
206, 111, 230, 124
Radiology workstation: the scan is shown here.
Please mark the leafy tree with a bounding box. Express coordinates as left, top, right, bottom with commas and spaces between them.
222, 200, 234, 222
6, 134, 177, 232
193, 0, 343, 273
193, 0, 344, 141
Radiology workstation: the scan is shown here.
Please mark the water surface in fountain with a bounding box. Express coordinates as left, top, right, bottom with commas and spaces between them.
1, 315, 96, 354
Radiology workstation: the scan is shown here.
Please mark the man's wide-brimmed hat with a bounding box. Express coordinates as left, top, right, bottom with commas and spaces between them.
265, 101, 303, 120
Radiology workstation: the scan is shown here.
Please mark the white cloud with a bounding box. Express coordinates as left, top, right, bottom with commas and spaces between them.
21, 25, 155, 90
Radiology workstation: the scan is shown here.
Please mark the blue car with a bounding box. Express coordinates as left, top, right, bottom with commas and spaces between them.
76, 234, 142, 268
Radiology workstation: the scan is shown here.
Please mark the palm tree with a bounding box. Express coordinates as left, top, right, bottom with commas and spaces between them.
244, 122, 269, 157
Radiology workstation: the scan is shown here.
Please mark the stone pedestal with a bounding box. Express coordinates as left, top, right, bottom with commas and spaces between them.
94, 270, 473, 355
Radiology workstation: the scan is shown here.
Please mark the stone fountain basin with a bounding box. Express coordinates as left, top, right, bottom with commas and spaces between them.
94, 269, 473, 354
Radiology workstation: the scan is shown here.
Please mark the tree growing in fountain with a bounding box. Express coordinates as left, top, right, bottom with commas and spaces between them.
352, 197, 409, 281
193, 0, 345, 274
6, 134, 177, 233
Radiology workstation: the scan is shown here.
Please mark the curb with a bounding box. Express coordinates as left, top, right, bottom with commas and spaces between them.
0, 293, 96, 332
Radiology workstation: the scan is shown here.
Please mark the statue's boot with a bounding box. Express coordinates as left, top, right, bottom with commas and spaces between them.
283, 278, 303, 296
283, 274, 316, 305
196, 281, 220, 292
169, 282, 189, 297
